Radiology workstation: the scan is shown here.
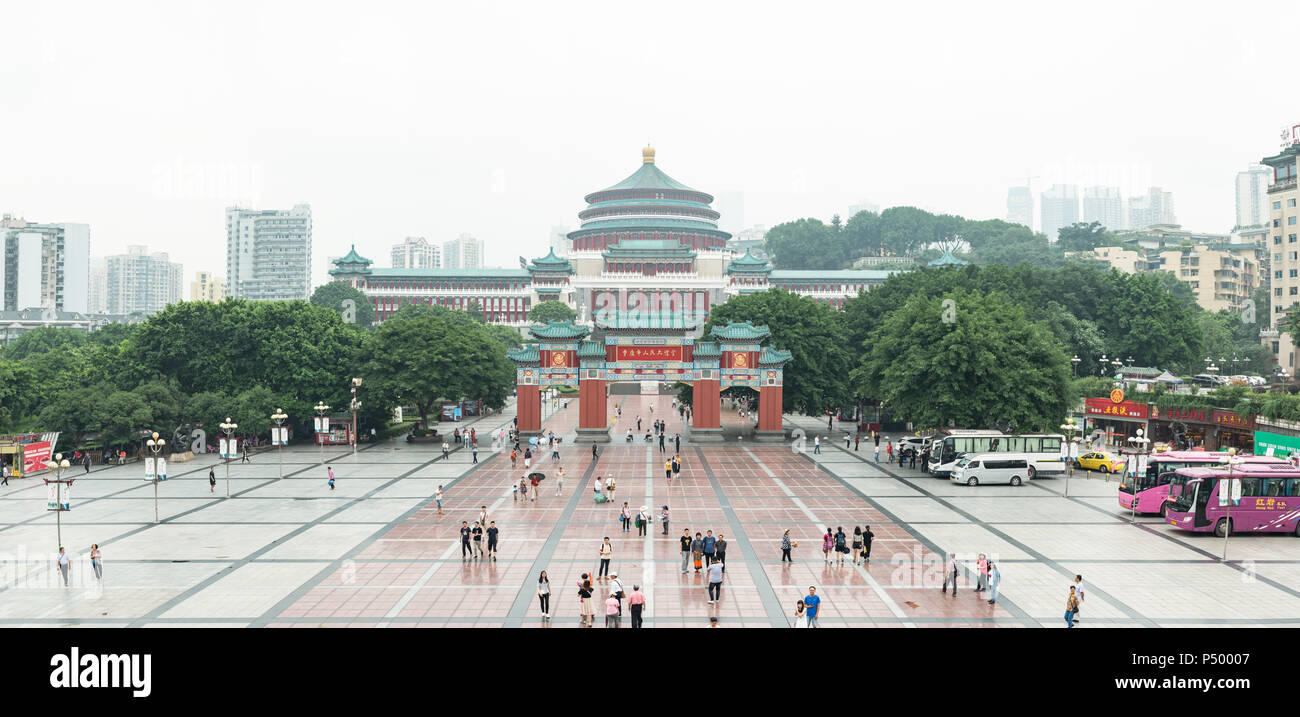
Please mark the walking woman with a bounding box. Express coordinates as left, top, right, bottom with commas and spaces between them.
1065, 585, 1079, 628
620, 502, 631, 533
822, 528, 834, 565
861, 524, 875, 563
537, 570, 551, 619
579, 578, 595, 627
781, 529, 795, 562
851, 527, 864, 565
598, 537, 613, 578
834, 526, 847, 566
89, 544, 103, 580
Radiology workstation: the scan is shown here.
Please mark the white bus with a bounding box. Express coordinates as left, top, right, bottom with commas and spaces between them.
929, 430, 1065, 479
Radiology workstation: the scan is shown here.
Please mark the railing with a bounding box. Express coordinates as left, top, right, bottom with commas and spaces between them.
1269, 178, 1298, 193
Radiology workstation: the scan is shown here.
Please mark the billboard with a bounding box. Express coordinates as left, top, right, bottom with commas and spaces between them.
22, 441, 53, 475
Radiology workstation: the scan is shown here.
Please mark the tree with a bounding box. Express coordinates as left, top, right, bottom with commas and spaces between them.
853, 290, 1072, 431
527, 300, 577, 324
1056, 222, 1118, 253
1, 326, 87, 360
311, 282, 376, 327
764, 218, 847, 269
483, 324, 523, 349
356, 309, 513, 428
703, 289, 853, 415
464, 299, 487, 323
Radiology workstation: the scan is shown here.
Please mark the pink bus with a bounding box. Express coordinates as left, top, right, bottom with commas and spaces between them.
1117, 451, 1288, 515
1165, 465, 1300, 537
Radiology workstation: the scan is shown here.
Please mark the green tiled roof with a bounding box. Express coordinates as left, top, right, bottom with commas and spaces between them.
575, 218, 724, 233
603, 239, 698, 257
769, 269, 900, 280
577, 341, 606, 358
692, 341, 721, 358
528, 320, 590, 340
507, 345, 539, 363
729, 248, 768, 267
337, 245, 372, 265
759, 347, 793, 365
710, 321, 771, 341
596, 163, 700, 195
530, 249, 572, 268
927, 249, 969, 267
363, 268, 530, 278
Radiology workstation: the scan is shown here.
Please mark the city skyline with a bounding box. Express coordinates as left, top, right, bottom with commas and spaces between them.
1, 2, 1296, 289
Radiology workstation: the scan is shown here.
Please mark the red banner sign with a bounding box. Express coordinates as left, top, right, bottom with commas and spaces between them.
1085, 397, 1149, 419
22, 441, 52, 475
1212, 409, 1252, 430
615, 346, 683, 362
1159, 407, 1209, 423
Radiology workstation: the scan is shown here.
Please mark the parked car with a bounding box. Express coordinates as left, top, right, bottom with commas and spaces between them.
950, 454, 1031, 486
1074, 451, 1126, 473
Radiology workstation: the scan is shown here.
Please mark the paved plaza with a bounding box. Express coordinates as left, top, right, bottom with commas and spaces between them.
1, 396, 1298, 628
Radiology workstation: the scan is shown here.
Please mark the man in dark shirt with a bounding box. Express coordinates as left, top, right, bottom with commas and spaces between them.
715, 534, 728, 572
471, 521, 484, 559
702, 530, 716, 567
460, 521, 472, 560
486, 521, 499, 561
680, 529, 692, 574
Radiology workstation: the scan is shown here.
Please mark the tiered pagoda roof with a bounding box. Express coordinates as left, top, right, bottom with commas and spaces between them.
527, 320, 590, 341
726, 248, 770, 273
710, 321, 772, 341
759, 347, 793, 365
528, 249, 573, 273
507, 344, 540, 363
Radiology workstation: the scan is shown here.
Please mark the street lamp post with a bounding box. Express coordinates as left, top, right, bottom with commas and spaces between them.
1099, 354, 1109, 377
314, 402, 330, 466
1127, 428, 1150, 524
271, 408, 288, 479
350, 378, 362, 457
145, 432, 167, 524
1218, 447, 1240, 562
43, 453, 72, 548
1060, 418, 1079, 497
220, 417, 237, 498
1071, 355, 1080, 377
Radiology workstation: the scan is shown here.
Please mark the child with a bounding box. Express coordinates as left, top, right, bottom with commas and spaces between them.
327, 466, 335, 491
513, 480, 519, 501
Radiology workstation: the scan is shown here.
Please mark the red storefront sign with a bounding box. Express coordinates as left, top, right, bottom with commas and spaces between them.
22, 441, 52, 475
1084, 397, 1149, 419
1158, 407, 1210, 423
1212, 409, 1253, 430
615, 346, 683, 362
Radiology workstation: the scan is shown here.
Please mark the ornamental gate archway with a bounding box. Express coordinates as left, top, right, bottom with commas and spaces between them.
507, 318, 791, 443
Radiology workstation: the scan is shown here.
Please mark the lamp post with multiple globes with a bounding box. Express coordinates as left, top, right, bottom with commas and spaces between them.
43, 453, 72, 548
220, 417, 238, 498
145, 432, 167, 524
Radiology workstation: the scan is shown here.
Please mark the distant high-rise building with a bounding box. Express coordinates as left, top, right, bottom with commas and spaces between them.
106, 245, 183, 315
442, 233, 483, 270
1006, 187, 1033, 229
88, 257, 108, 314
1236, 165, 1271, 229
1128, 187, 1176, 231
1082, 186, 1124, 231
391, 237, 440, 269
1040, 184, 1079, 242
0, 215, 89, 313
225, 204, 312, 301
848, 199, 880, 217
190, 271, 226, 302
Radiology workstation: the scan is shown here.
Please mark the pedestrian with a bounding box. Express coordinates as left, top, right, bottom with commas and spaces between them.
513, 478, 520, 502
636, 505, 650, 537
435, 485, 444, 515
822, 528, 833, 564
661, 505, 670, 535
598, 537, 612, 578
537, 570, 551, 619
529, 472, 540, 500
1071, 574, 1085, 624
478, 505, 489, 529
57, 547, 70, 587
845, 433, 851, 449
241, 444, 250, 463
703, 530, 716, 567
637, 416, 642, 431
675, 434, 680, 453
715, 534, 727, 572
804, 586, 821, 627
874, 444, 879, 462
610, 571, 625, 615
510, 448, 517, 469
605, 591, 621, 628
471, 521, 484, 559
551, 442, 559, 462
854, 434, 860, 452
828, 414, 833, 430
629, 585, 646, 627
370, 427, 377, 443
487, 521, 499, 561
691, 532, 704, 572
327, 466, 335, 491
834, 526, 847, 566
987, 561, 1000, 605
593, 475, 603, 498
592, 444, 598, 460
556, 466, 564, 496
792, 599, 808, 628
672, 454, 680, 479
523, 447, 531, 469
1, 462, 8, 486
781, 529, 795, 562
976, 553, 988, 593
664, 457, 673, 483
84, 454, 91, 473
606, 474, 616, 500
579, 578, 595, 627
680, 529, 692, 573
658, 432, 665, 453
621, 502, 631, 533
1065, 586, 1079, 628
208, 467, 215, 493
813, 436, 821, 454
909, 449, 917, 470
89, 544, 102, 580
886, 442, 892, 462
442, 441, 450, 461
941, 552, 958, 596
706, 558, 724, 604
460, 521, 472, 560
472, 444, 478, 463
861, 524, 874, 563
852, 527, 863, 565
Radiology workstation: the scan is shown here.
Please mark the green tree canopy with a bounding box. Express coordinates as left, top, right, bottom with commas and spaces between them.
527, 300, 577, 324
310, 282, 376, 327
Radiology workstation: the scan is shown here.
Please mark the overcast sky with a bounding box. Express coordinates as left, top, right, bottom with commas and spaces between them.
3, 1, 1297, 287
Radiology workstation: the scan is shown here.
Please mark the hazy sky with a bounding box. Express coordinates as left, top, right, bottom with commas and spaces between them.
3, 1, 1297, 287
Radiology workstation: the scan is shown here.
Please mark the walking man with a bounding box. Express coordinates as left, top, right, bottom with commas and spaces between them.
658, 432, 665, 453
702, 530, 716, 568
661, 505, 670, 535
675, 434, 680, 453
57, 547, 70, 587
471, 521, 485, 559
1065, 586, 1079, 628
487, 521, 499, 561
680, 529, 692, 573
208, 467, 216, 493
460, 521, 472, 560
84, 454, 92, 473
804, 586, 821, 627
629, 585, 646, 628
555, 466, 564, 496
813, 436, 821, 454
941, 553, 959, 596
706, 558, 724, 604
472, 444, 478, 463
442, 441, 450, 461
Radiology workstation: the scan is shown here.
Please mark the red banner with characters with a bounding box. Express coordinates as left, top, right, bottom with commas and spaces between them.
1212, 409, 1253, 430
22, 441, 52, 475
1084, 397, 1149, 419
615, 346, 683, 362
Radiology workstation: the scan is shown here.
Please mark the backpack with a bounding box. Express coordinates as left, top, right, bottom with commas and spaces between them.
835, 532, 846, 548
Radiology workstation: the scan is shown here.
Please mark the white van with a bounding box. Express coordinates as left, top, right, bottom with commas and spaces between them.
950, 453, 1032, 486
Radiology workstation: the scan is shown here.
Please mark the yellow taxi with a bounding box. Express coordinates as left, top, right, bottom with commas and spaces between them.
1073, 451, 1126, 474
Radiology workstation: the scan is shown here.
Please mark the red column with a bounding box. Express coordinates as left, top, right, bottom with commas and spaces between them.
516, 385, 542, 433
692, 380, 720, 429
579, 378, 606, 430
758, 385, 783, 432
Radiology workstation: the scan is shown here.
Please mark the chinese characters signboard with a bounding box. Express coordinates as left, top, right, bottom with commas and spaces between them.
615, 346, 683, 362
1084, 397, 1149, 419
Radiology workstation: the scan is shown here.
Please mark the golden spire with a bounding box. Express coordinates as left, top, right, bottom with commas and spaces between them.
642, 144, 655, 164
